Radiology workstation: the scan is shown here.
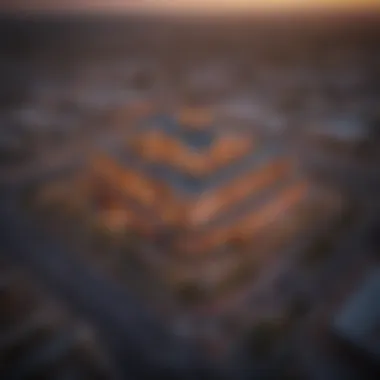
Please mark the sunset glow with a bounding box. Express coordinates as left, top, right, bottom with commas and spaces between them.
4, 0, 380, 13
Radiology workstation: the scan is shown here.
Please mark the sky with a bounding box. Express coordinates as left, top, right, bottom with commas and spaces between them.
3, 0, 380, 13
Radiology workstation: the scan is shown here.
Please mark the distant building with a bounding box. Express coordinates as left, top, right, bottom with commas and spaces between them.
332, 268, 380, 364
307, 114, 371, 154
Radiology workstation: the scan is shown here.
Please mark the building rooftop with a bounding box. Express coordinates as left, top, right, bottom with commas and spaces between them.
106, 111, 287, 196
309, 114, 370, 144
332, 268, 380, 363
88, 109, 343, 260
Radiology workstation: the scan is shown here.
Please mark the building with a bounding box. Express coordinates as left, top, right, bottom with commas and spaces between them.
332, 268, 380, 364
306, 114, 371, 156
87, 106, 346, 307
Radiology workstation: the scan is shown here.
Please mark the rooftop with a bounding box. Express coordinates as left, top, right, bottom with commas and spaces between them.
332, 267, 380, 362
104, 111, 288, 196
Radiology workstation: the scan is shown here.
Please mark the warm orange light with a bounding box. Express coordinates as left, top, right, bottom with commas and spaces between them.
4, 0, 380, 13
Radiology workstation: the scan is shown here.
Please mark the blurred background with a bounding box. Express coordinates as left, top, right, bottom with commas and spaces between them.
0, 1, 380, 379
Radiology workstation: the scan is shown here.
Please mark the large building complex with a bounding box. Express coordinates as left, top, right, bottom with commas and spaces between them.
86, 107, 347, 317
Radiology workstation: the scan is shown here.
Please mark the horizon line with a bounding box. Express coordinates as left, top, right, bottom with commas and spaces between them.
1, 6, 380, 18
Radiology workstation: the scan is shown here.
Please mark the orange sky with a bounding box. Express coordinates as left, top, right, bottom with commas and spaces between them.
3, 0, 380, 13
